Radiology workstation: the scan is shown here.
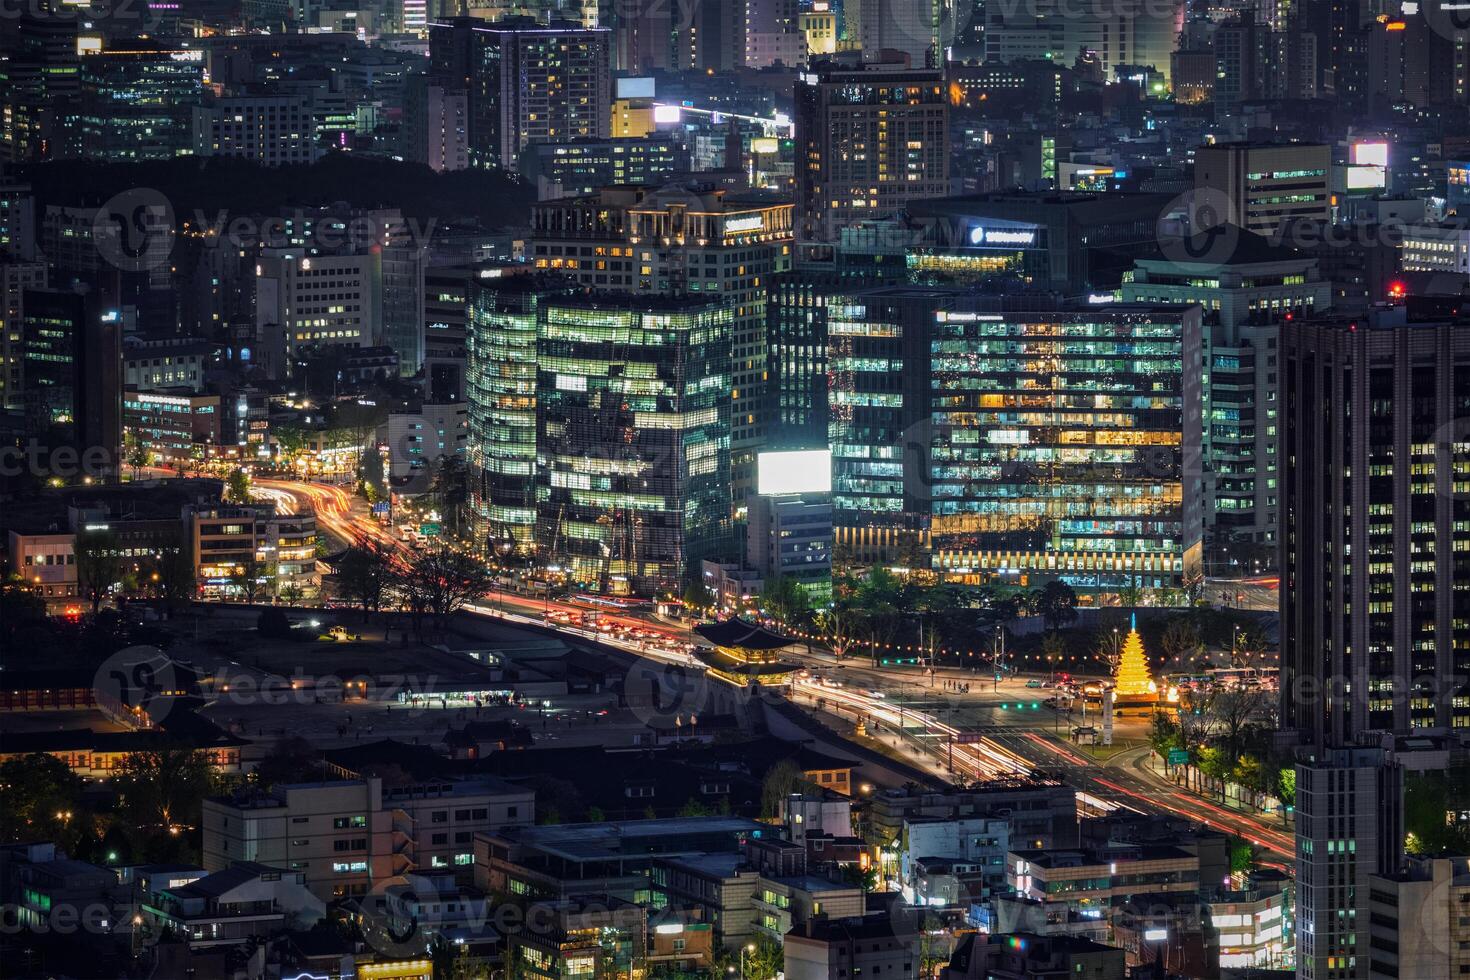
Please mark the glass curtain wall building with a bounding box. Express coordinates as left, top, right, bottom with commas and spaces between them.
928, 304, 1205, 591
466, 274, 578, 554
536, 295, 732, 593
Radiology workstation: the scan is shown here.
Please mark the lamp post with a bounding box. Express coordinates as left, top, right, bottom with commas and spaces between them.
741, 942, 756, 979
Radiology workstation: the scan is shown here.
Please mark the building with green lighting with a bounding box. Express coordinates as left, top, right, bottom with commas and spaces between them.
466, 274, 578, 555
76, 45, 204, 162
535, 294, 733, 593
929, 303, 1204, 592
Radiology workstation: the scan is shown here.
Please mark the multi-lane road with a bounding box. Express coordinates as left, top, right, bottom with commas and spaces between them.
252, 475, 1294, 861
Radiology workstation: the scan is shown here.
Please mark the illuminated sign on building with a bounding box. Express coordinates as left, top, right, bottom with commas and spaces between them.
757, 449, 832, 495
968, 226, 1037, 246
725, 215, 765, 233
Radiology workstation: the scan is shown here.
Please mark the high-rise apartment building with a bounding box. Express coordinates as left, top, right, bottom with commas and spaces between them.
929, 303, 1204, 592
1368, 855, 1470, 980
400, 76, 470, 173
529, 185, 793, 512
795, 57, 950, 247
536, 294, 732, 592
1294, 745, 1404, 980
1193, 142, 1332, 236
428, 17, 610, 170
1280, 307, 1470, 743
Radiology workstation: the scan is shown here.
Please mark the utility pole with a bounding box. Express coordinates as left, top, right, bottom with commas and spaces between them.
992, 626, 1005, 692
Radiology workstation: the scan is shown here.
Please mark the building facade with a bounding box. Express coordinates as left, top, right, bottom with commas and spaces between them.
536, 295, 733, 592
795, 58, 950, 247
529, 185, 792, 512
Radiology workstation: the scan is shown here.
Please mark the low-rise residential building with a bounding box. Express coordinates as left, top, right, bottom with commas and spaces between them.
143, 862, 325, 949
1004, 846, 1201, 939
190, 504, 320, 600
1206, 882, 1289, 972
867, 780, 1079, 851
7, 530, 77, 609
784, 914, 919, 980
942, 931, 1126, 980
123, 339, 217, 392
900, 816, 1011, 907
203, 776, 533, 901
0, 843, 118, 933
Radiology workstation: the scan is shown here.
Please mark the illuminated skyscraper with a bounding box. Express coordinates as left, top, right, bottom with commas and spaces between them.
466, 274, 577, 554
928, 303, 1204, 592
536, 294, 733, 592
794, 57, 950, 248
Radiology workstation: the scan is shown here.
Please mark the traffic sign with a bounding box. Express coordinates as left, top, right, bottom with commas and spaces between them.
1168, 748, 1190, 766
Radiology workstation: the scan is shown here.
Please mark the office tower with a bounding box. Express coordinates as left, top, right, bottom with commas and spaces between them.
1279, 308, 1470, 743
0, 180, 36, 261
1193, 142, 1332, 237
400, 77, 470, 173
536, 295, 732, 592
0, 2, 79, 161
428, 17, 610, 171
794, 57, 950, 247
255, 251, 383, 379
746, 0, 807, 67
928, 303, 1204, 592
1213, 12, 1270, 106
466, 275, 577, 554
381, 240, 427, 378
516, 137, 686, 200
858, 0, 937, 66
424, 265, 471, 404
826, 286, 945, 565
1368, 856, 1470, 980
529, 185, 793, 514
1400, 218, 1470, 274
981, 0, 1183, 84
605, 0, 741, 72
1121, 233, 1331, 569
192, 94, 323, 166
1, 262, 47, 412
74, 44, 205, 162
1294, 745, 1404, 980
20, 287, 122, 477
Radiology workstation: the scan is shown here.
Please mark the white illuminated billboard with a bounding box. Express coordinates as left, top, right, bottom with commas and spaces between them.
758, 450, 832, 496
617, 77, 655, 99
1346, 165, 1386, 190
1352, 141, 1389, 168
652, 105, 682, 124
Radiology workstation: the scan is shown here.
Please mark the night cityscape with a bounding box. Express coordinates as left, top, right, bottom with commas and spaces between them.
0, 0, 1468, 978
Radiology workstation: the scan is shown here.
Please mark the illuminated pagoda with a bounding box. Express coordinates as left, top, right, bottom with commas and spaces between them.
1112, 614, 1161, 709
692, 618, 800, 687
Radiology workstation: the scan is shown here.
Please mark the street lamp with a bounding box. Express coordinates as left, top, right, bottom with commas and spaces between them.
741, 942, 756, 979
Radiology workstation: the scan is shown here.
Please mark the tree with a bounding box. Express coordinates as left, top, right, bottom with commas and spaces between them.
1032, 581, 1078, 630
257, 607, 295, 639
682, 579, 714, 617
1148, 711, 1182, 761
229, 555, 274, 604
1198, 687, 1274, 762
429, 455, 471, 539
1, 575, 47, 648
252, 737, 324, 789
335, 538, 395, 620
75, 529, 122, 615
153, 533, 197, 616
124, 430, 148, 479
760, 759, 808, 819
0, 753, 83, 843
224, 467, 253, 504
837, 863, 878, 892
760, 575, 810, 628
1117, 576, 1144, 610
395, 546, 494, 637
114, 748, 216, 830
1160, 616, 1204, 668
279, 582, 305, 607
745, 932, 784, 980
